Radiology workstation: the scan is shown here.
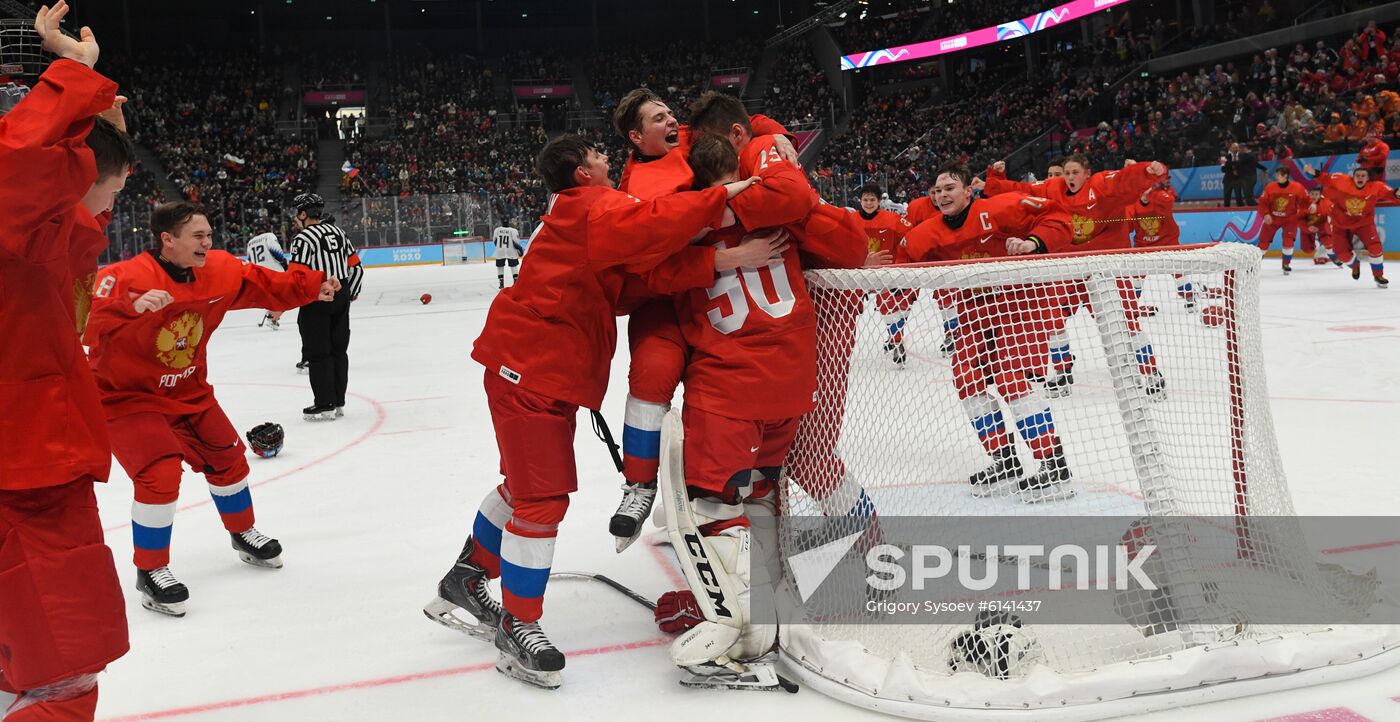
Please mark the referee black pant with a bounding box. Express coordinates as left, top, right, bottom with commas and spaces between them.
299, 287, 351, 408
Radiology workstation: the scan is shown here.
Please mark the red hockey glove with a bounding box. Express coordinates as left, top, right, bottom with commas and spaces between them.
655, 590, 704, 634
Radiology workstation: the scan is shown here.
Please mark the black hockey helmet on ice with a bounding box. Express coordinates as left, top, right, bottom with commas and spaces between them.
246, 422, 285, 459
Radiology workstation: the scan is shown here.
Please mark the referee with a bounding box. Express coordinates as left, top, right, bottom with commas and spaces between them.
288, 193, 364, 421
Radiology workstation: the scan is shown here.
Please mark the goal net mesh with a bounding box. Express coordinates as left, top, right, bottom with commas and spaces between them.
776, 243, 1397, 719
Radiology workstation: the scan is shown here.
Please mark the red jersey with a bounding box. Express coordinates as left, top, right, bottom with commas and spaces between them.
1305, 198, 1334, 233
471, 184, 730, 410
904, 195, 936, 227
667, 213, 863, 421
0, 60, 118, 491
620, 149, 693, 199
896, 194, 1074, 264
618, 114, 789, 194
730, 134, 819, 230
1314, 173, 1396, 229
1130, 188, 1181, 247
984, 163, 1161, 250
1257, 181, 1310, 221
644, 133, 865, 420
857, 208, 911, 256
84, 251, 325, 419
1358, 140, 1391, 170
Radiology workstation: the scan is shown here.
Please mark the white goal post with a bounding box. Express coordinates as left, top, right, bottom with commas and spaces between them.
776, 242, 1400, 720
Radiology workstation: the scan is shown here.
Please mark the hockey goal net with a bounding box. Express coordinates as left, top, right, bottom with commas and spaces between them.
776, 242, 1399, 720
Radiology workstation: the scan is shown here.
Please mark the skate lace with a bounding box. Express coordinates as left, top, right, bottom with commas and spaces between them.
150, 566, 181, 590
513, 621, 555, 655
615, 483, 656, 518
240, 527, 273, 549
469, 577, 503, 614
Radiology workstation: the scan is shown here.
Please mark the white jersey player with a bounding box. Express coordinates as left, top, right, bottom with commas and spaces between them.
246, 232, 290, 329
492, 226, 523, 290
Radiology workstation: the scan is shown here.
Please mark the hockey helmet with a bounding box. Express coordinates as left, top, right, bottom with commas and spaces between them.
291, 192, 324, 213
245, 422, 285, 459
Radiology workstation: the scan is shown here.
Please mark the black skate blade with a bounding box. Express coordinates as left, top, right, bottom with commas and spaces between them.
496, 652, 561, 690
236, 550, 284, 569
141, 597, 187, 618
422, 596, 496, 641
679, 663, 797, 693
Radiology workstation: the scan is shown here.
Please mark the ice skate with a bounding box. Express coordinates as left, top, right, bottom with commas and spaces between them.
303, 403, 337, 421
884, 339, 907, 367
495, 614, 564, 689
1044, 362, 1075, 398
609, 481, 656, 553
939, 329, 956, 358
1143, 370, 1167, 400
231, 527, 283, 568
295, 360, 309, 375
970, 447, 1022, 497
1376, 275, 1389, 289
136, 567, 189, 617
1018, 451, 1075, 503
423, 538, 502, 640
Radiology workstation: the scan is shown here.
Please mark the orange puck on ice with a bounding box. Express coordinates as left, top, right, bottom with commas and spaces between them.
420, 293, 432, 305
1201, 305, 1226, 327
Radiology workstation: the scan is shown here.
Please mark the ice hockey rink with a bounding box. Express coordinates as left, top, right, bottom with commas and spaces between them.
78, 254, 1400, 722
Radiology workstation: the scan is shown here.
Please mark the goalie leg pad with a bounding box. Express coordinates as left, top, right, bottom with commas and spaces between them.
660, 411, 757, 667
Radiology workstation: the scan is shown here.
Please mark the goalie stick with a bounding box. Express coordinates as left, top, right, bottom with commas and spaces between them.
657, 410, 798, 694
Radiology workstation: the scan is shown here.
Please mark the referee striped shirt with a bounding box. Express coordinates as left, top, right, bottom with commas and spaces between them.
289, 222, 364, 297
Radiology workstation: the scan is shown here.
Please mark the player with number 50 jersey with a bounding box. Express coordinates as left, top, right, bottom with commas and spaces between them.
658, 132, 867, 424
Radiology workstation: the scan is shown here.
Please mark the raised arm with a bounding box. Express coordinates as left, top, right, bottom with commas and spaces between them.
586, 185, 730, 274
231, 261, 329, 312
0, 60, 117, 246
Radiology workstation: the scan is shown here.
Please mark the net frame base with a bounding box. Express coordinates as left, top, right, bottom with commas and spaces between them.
780, 625, 1400, 721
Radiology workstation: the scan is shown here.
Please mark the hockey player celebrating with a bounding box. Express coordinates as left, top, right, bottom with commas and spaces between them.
644, 124, 867, 691
491, 225, 523, 289
897, 163, 1078, 502
84, 202, 338, 616
608, 87, 797, 553
856, 183, 917, 364
1304, 163, 1400, 287
983, 155, 1169, 398
1256, 166, 1310, 274
1129, 181, 1196, 311
1301, 187, 1341, 266
0, 4, 133, 716
422, 135, 761, 689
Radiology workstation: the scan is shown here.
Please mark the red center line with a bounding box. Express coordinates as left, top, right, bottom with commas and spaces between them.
1320, 539, 1400, 555
103, 384, 388, 534
377, 426, 453, 437
380, 396, 449, 404
645, 532, 687, 590
97, 637, 670, 722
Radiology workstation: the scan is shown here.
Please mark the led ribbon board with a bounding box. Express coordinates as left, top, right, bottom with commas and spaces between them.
840, 0, 1133, 70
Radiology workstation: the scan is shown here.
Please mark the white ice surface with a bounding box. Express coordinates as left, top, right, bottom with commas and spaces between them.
90, 257, 1400, 722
